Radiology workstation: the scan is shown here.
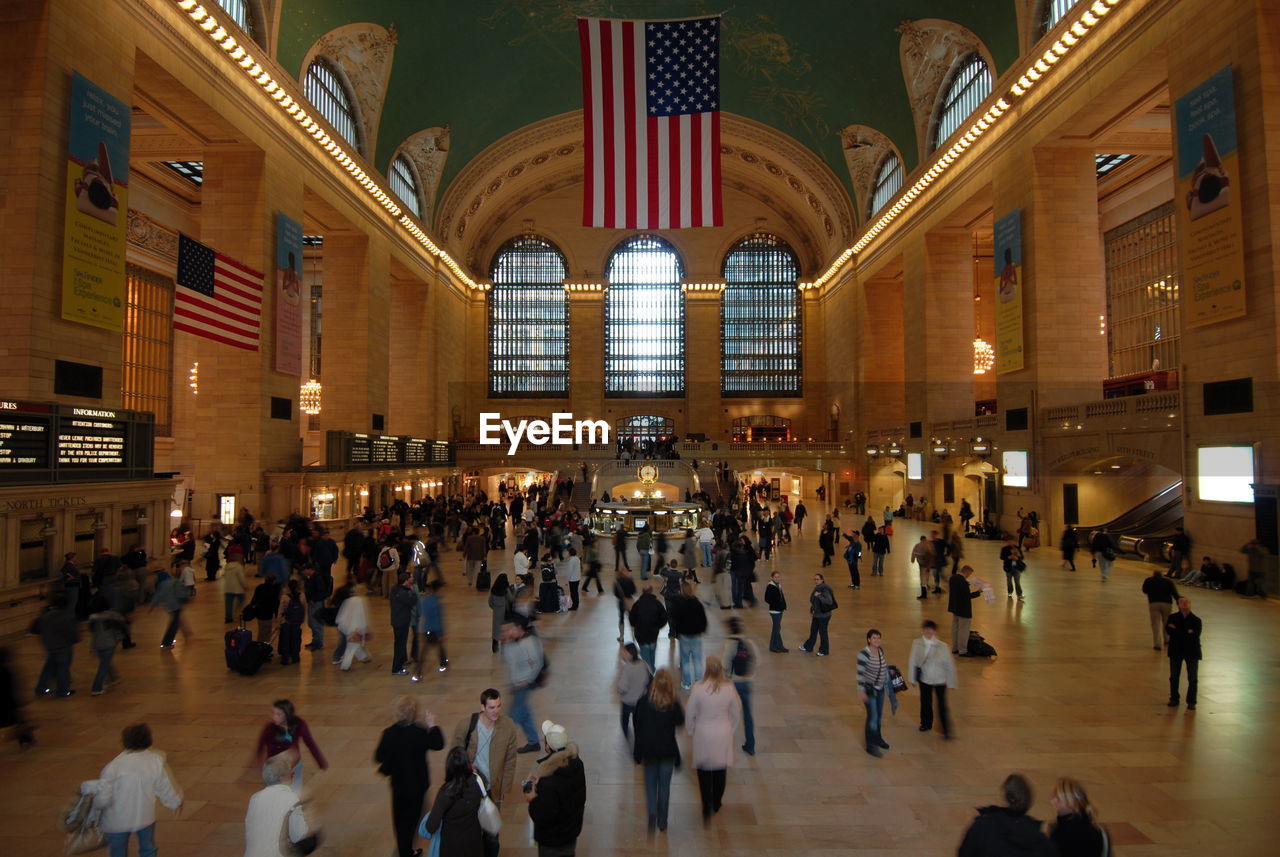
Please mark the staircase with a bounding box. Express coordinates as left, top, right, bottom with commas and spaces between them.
570, 477, 594, 510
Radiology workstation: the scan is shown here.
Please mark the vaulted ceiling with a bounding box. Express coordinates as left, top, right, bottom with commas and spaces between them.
276, 1, 1021, 210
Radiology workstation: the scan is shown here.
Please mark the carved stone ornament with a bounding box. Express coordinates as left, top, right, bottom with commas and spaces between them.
838, 125, 897, 224
127, 208, 178, 261
394, 126, 451, 227
304, 22, 399, 155
895, 19, 990, 161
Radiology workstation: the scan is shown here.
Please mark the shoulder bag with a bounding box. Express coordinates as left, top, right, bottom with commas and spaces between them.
279, 801, 321, 856
475, 773, 503, 836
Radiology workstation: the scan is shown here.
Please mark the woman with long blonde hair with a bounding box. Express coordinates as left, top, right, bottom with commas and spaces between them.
1049, 777, 1109, 856
632, 668, 684, 833
685, 655, 741, 823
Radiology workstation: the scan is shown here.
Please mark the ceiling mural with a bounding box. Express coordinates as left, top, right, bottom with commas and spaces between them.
276, 1, 1019, 211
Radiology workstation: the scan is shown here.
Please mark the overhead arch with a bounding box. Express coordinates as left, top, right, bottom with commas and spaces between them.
300, 22, 398, 159
895, 19, 996, 163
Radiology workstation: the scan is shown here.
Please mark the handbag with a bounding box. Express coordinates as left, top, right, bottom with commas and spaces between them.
416, 816, 443, 857
61, 790, 105, 855
475, 774, 502, 836
887, 665, 907, 693
279, 801, 320, 857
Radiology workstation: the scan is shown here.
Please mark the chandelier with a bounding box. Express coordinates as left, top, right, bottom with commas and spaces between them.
300, 379, 323, 415
973, 338, 995, 374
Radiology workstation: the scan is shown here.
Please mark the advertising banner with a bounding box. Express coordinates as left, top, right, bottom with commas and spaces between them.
1174, 65, 1246, 328
993, 209, 1024, 374
274, 212, 304, 375
61, 72, 130, 331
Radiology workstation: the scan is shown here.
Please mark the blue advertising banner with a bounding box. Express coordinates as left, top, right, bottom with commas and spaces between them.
993, 209, 1024, 374
274, 212, 304, 375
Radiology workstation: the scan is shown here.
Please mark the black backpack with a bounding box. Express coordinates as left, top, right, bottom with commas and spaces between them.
967, 630, 997, 657
730, 637, 753, 677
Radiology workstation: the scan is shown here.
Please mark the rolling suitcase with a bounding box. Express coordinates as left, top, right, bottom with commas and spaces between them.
224, 624, 252, 671
237, 640, 273, 675
537, 581, 561, 613
475, 561, 491, 592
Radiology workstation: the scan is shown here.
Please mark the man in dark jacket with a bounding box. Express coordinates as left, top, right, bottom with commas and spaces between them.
957, 773, 1055, 857
1141, 569, 1179, 651
1166, 596, 1203, 709
870, 527, 892, 576
728, 537, 758, 608
91, 549, 121, 591
798, 573, 836, 656
764, 570, 788, 652
948, 566, 982, 656
628, 586, 667, 672
930, 531, 949, 594
374, 696, 444, 857
526, 720, 586, 857
55, 553, 81, 617
389, 573, 417, 674
32, 596, 79, 697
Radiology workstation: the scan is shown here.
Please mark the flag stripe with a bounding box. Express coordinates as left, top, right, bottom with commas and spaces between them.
174, 233, 262, 352
621, 21, 637, 229
630, 22, 647, 228
175, 287, 259, 326
690, 113, 703, 227
710, 111, 723, 225
670, 117, 683, 229
599, 25, 616, 230
579, 20, 596, 228
173, 322, 256, 350
173, 305, 259, 342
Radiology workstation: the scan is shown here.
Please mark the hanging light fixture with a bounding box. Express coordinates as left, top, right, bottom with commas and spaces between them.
973, 338, 995, 374
300, 379, 322, 415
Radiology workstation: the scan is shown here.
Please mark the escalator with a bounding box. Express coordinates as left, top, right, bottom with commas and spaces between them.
1072, 482, 1183, 562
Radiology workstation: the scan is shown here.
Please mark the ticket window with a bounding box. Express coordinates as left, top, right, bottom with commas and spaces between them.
19, 518, 51, 583
217, 495, 236, 527
311, 491, 336, 520
120, 508, 140, 551
74, 513, 96, 563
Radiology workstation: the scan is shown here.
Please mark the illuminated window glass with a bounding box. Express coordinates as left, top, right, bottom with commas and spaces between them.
605, 236, 685, 397
489, 236, 569, 397
1104, 202, 1180, 378
615, 415, 674, 441
216, 0, 253, 36
933, 54, 992, 152
868, 152, 903, 217
304, 60, 360, 152
389, 155, 421, 218
122, 264, 174, 434
1042, 0, 1079, 33
721, 234, 801, 397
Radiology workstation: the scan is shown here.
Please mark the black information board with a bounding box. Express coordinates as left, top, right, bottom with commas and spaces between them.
326, 432, 454, 470
0, 400, 154, 484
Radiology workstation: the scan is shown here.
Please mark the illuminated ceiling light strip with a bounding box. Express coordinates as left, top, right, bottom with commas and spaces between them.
169, 0, 484, 291
803, 0, 1127, 292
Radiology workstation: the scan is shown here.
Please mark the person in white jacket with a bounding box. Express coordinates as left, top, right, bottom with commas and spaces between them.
335, 584, 372, 671
244, 755, 312, 857
906, 620, 959, 739
81, 722, 183, 857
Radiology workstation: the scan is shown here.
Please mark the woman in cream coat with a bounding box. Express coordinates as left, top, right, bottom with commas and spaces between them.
335, 584, 372, 671
906, 619, 958, 739
81, 722, 183, 857
244, 755, 313, 857
685, 655, 741, 822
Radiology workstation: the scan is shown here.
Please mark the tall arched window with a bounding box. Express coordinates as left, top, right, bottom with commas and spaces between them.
389, 155, 422, 218
932, 54, 992, 152
721, 234, 802, 397
605, 236, 685, 397
216, 0, 254, 37
489, 237, 569, 397
304, 60, 360, 152
868, 151, 903, 218
1041, 0, 1079, 34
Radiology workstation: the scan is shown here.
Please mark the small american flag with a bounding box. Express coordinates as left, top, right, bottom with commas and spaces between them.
174, 234, 263, 351
579, 16, 723, 229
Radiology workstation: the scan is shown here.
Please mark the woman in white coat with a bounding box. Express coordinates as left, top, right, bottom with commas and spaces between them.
685, 655, 741, 823
906, 619, 958, 739
244, 755, 313, 857
335, 584, 372, 671
81, 722, 183, 857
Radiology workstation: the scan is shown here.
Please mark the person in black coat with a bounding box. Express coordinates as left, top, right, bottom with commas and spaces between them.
1166, 597, 1203, 709
632, 668, 685, 833
958, 773, 1056, 857
948, 567, 982, 655
526, 721, 586, 855
375, 696, 446, 857
423, 746, 485, 857
763, 570, 788, 652
628, 587, 668, 672
1048, 777, 1108, 857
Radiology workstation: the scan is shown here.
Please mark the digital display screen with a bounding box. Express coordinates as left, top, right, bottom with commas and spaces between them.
1198, 446, 1254, 503
1003, 450, 1029, 488
907, 453, 922, 481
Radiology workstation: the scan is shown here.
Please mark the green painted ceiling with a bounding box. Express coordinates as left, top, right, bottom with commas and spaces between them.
277, 1, 1020, 206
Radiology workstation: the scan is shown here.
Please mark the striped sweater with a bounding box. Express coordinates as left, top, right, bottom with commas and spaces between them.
856, 646, 888, 690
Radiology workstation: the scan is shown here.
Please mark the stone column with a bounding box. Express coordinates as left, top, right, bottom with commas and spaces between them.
683, 288, 721, 438
318, 232, 391, 436
568, 290, 605, 430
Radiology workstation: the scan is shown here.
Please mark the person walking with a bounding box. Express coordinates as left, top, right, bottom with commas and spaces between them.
911, 535, 934, 600
87, 594, 125, 696
763, 570, 788, 652
818, 520, 835, 567
252, 699, 328, 792
957, 773, 1056, 857
422, 746, 486, 857
301, 564, 329, 651
222, 545, 248, 624
32, 595, 78, 698
616, 642, 652, 739
1000, 539, 1026, 600
149, 567, 190, 650
389, 572, 416, 675
1166, 596, 1202, 710
685, 656, 742, 824
696, 523, 715, 567
798, 573, 837, 656
612, 566, 637, 643
948, 566, 982, 656
462, 526, 488, 588
243, 755, 316, 857
612, 528, 631, 574
842, 531, 863, 589
452, 688, 520, 811
1048, 778, 1110, 857
561, 547, 583, 611
247, 574, 281, 644
375, 696, 445, 857
628, 586, 668, 672
1142, 569, 1179, 651
1059, 527, 1078, 571
501, 617, 545, 753
80, 723, 183, 857
907, 620, 957, 739
870, 526, 891, 576
276, 579, 306, 666
335, 584, 372, 671
670, 582, 708, 689
722, 616, 760, 756
1167, 526, 1192, 578
728, 537, 759, 609
793, 500, 807, 535
857, 629, 893, 757
1090, 531, 1116, 582
632, 668, 684, 834
525, 720, 587, 857
412, 579, 448, 678
637, 527, 653, 580
488, 574, 513, 654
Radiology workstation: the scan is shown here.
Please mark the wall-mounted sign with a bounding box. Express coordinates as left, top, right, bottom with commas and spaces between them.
0, 401, 153, 484
326, 432, 454, 470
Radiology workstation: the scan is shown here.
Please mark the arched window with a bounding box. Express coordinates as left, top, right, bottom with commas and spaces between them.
868, 151, 903, 218
615, 415, 675, 441
605, 236, 685, 397
932, 54, 992, 152
389, 155, 422, 219
1041, 0, 1079, 34
304, 60, 360, 152
216, 0, 254, 37
489, 236, 569, 397
721, 234, 802, 397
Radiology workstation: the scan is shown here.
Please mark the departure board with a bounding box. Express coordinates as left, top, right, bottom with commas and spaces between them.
0, 401, 153, 484
325, 432, 454, 470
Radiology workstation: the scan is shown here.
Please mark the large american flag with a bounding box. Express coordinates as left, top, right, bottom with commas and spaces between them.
174, 234, 263, 351
579, 16, 723, 229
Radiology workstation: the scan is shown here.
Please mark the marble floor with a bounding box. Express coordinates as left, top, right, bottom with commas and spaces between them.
1, 512, 1276, 856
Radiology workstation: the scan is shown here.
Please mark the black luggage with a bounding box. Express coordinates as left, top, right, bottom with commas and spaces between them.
224, 625, 252, 671
537, 580, 562, 613
967, 630, 997, 657
476, 561, 491, 592
237, 640, 273, 675
540, 565, 557, 583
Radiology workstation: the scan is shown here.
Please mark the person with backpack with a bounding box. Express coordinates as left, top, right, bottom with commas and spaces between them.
276, 579, 306, 666
722, 616, 760, 756
247, 575, 281, 645
798, 573, 837, 656
670, 582, 709, 690
375, 537, 400, 597
374, 695, 444, 857
1090, 530, 1116, 582
80, 723, 183, 857
632, 668, 684, 833
451, 688, 520, 813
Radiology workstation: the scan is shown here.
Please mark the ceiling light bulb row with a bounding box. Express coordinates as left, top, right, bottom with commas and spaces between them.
563, 282, 605, 292
171, 0, 486, 292
680, 282, 726, 291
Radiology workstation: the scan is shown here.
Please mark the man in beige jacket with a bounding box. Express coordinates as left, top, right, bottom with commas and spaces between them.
451, 687, 520, 806
221, 545, 248, 623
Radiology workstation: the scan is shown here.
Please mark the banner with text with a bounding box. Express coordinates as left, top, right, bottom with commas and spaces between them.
1175, 65, 1246, 328
274, 212, 304, 375
61, 72, 130, 331
993, 209, 1024, 374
